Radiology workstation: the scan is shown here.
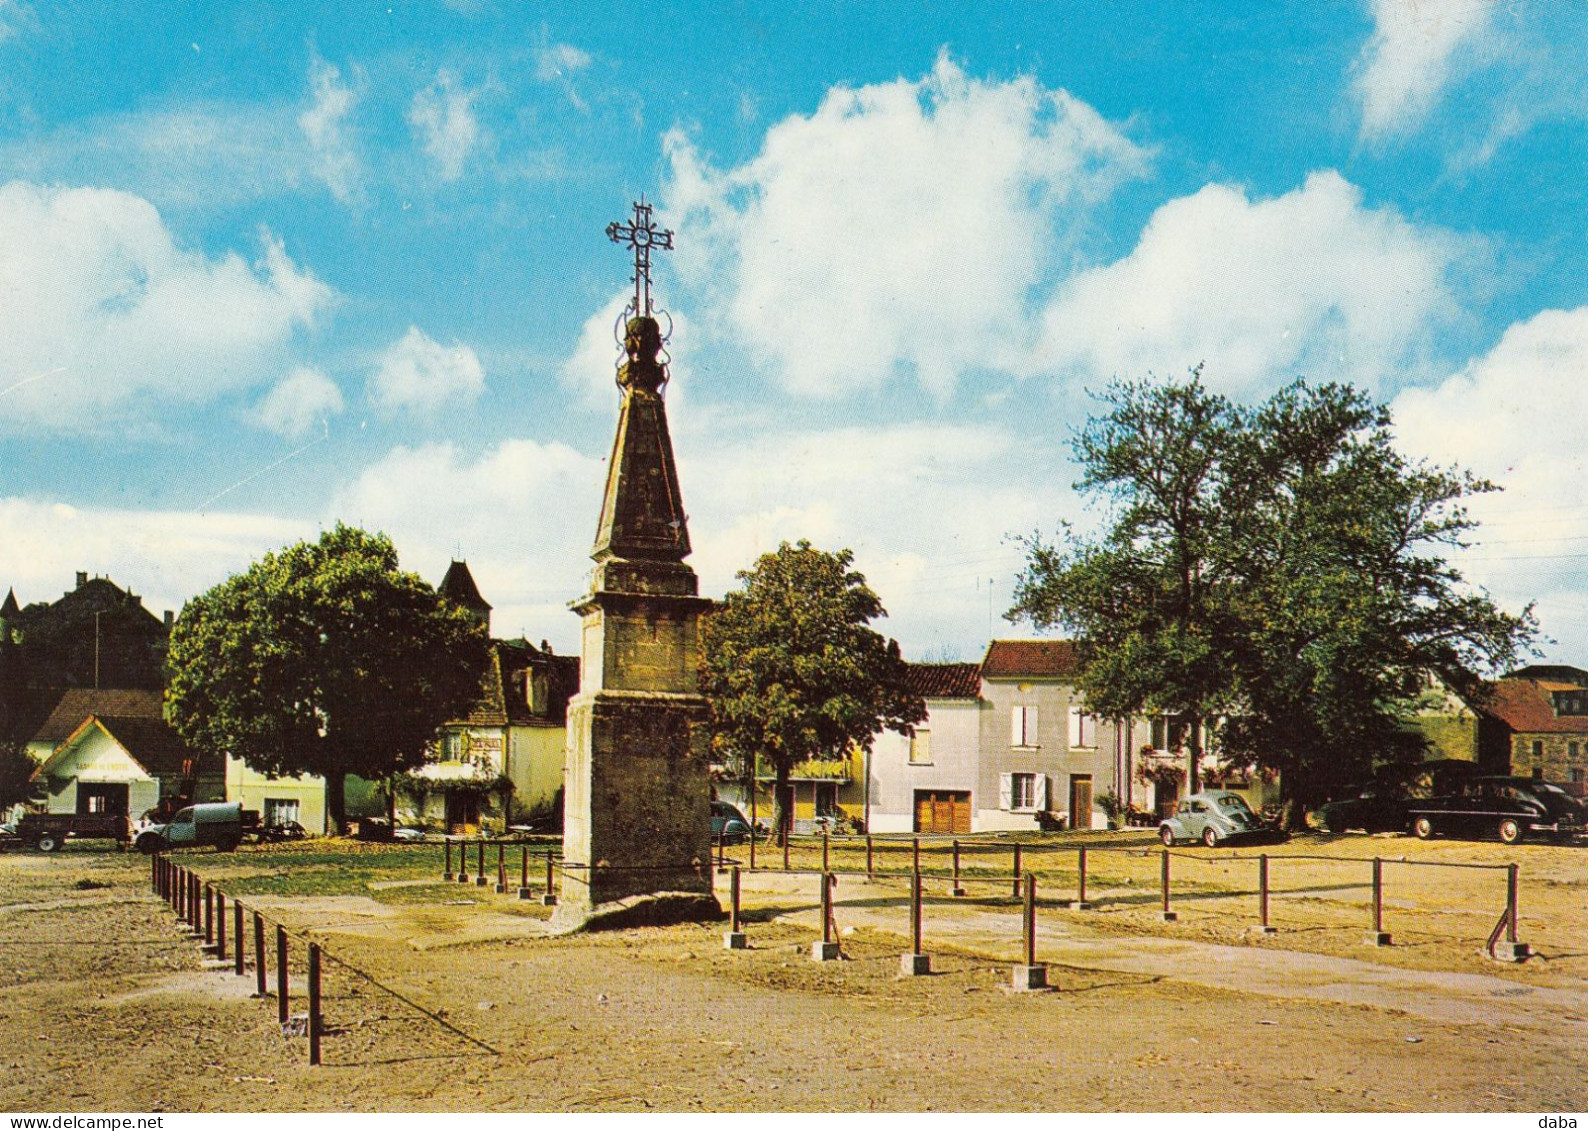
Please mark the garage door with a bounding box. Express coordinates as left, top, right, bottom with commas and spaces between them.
914, 790, 971, 834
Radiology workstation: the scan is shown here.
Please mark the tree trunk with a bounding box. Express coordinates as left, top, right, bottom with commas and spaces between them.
1187, 715, 1203, 795
386, 779, 397, 828
773, 763, 793, 848
326, 772, 347, 835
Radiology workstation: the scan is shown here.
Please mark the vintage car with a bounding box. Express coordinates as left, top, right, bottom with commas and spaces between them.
711, 800, 753, 845
1406, 777, 1586, 844
134, 801, 245, 854
1315, 785, 1413, 834
1159, 790, 1280, 847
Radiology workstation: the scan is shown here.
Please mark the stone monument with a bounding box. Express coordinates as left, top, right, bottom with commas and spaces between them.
551, 199, 720, 930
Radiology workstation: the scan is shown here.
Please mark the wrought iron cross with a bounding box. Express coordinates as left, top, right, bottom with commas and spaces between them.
605, 197, 674, 318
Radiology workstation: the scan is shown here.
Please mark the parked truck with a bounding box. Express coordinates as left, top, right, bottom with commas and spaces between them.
16, 812, 133, 852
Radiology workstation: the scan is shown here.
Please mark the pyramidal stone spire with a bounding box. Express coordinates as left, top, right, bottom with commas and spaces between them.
553, 202, 718, 931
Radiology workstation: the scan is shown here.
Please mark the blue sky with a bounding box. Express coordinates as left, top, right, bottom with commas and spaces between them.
1, 1, 1586, 665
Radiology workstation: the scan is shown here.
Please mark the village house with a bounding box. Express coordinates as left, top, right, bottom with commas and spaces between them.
30, 713, 222, 820
1408, 665, 1588, 794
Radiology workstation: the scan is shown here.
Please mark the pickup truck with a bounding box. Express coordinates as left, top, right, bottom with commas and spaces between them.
16, 812, 132, 852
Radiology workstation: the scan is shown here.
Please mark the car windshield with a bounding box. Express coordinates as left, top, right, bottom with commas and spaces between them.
1533, 782, 1568, 796
1215, 796, 1254, 816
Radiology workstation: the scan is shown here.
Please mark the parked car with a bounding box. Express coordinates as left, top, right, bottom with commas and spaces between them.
711, 800, 753, 845
1316, 785, 1413, 834
134, 801, 245, 854
392, 826, 426, 842
17, 812, 132, 852
255, 820, 309, 844
1159, 790, 1282, 847
1406, 777, 1586, 844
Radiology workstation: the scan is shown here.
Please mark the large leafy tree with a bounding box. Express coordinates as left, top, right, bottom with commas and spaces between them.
1011, 373, 1239, 793
0, 737, 40, 813
700, 541, 925, 843
1012, 374, 1534, 822
166, 524, 491, 832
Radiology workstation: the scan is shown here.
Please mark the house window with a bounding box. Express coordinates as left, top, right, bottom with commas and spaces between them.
1001, 772, 1046, 812
1571, 742, 1581, 760
1011, 706, 1038, 748
264, 798, 300, 827
908, 729, 932, 765
1573, 768, 1585, 784
443, 731, 464, 760
1533, 740, 1545, 759
1068, 706, 1097, 749
1150, 716, 1167, 750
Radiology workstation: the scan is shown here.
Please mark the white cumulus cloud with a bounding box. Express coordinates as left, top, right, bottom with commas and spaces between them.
1394, 308, 1588, 659
0, 181, 333, 431
1034, 171, 1475, 396
253, 366, 344, 438
535, 43, 591, 82
408, 69, 481, 182
662, 53, 1151, 398
368, 326, 484, 412
1353, 0, 1495, 143
299, 55, 362, 204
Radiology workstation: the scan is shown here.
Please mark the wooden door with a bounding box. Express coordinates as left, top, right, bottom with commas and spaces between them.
1069, 775, 1093, 831
915, 790, 971, 834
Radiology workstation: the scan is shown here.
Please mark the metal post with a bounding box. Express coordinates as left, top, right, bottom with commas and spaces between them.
1261, 854, 1270, 928
910, 870, 923, 955
1160, 849, 1177, 921
308, 943, 322, 1067
150, 852, 158, 891
952, 840, 963, 896
730, 866, 742, 934
444, 838, 452, 880
1076, 847, 1090, 909
173, 867, 183, 919
276, 926, 289, 1024
191, 874, 200, 928
475, 840, 486, 886
1507, 862, 1519, 943
1012, 844, 1023, 899
1364, 856, 1390, 946
748, 821, 756, 871
782, 831, 790, 872
1023, 873, 1037, 967
866, 834, 874, 879
496, 843, 506, 893
234, 900, 245, 976
542, 851, 557, 906
205, 885, 214, 946
912, 836, 920, 878
718, 831, 726, 872
216, 891, 226, 960
254, 911, 267, 996
518, 844, 530, 898
822, 831, 829, 873
821, 872, 834, 944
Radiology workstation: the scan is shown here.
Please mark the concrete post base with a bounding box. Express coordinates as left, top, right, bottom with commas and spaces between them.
1253, 925, 1278, 935
1011, 964, 1049, 991
952, 887, 966, 898
723, 931, 748, 950
1490, 940, 1530, 962
1159, 911, 1179, 922
517, 887, 534, 900
810, 940, 841, 962
1364, 930, 1392, 947
1065, 900, 1094, 910
494, 883, 508, 894
900, 953, 931, 976
474, 876, 489, 887
457, 874, 471, 885
201, 958, 231, 971
540, 893, 558, 906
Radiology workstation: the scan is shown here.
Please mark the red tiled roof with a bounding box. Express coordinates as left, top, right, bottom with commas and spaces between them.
95, 716, 217, 778
1480, 679, 1588, 735
904, 662, 981, 699
32, 688, 164, 746
980, 639, 1082, 680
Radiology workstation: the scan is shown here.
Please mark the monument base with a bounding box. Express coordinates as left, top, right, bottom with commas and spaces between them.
547, 891, 722, 935
900, 953, 931, 976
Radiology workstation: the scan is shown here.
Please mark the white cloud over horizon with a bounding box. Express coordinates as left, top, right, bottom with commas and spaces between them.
663, 54, 1153, 398
254, 365, 344, 438
1035, 171, 1476, 396
299, 55, 362, 204
368, 326, 485, 412
0, 181, 333, 430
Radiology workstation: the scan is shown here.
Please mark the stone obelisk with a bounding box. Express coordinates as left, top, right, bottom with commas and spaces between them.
552, 200, 719, 930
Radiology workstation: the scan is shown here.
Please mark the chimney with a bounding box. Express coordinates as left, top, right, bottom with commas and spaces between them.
75, 571, 88, 589
164, 610, 175, 629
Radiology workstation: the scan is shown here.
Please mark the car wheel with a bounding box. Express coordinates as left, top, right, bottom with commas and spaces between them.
1159, 825, 1175, 847
136, 834, 161, 855
1323, 813, 1346, 834
1497, 818, 1523, 845
1201, 826, 1219, 848
1413, 817, 1434, 840
36, 834, 62, 852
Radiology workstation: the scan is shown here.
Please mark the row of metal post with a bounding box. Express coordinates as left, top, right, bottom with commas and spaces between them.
443, 840, 557, 905
151, 854, 323, 1065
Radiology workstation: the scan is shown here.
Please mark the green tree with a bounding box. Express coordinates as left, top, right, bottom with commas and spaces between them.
700, 541, 925, 844
1012, 375, 1534, 822
1011, 372, 1239, 793
0, 736, 41, 813
166, 524, 491, 833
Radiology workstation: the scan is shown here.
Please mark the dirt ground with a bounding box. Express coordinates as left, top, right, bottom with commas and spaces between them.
2, 832, 1586, 1113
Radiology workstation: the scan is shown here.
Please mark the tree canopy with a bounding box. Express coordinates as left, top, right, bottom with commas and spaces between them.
1011, 373, 1535, 819
699, 540, 925, 841
0, 736, 40, 814
166, 524, 491, 832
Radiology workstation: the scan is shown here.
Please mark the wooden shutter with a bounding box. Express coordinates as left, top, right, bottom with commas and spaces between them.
999, 773, 1013, 810
1035, 773, 1049, 811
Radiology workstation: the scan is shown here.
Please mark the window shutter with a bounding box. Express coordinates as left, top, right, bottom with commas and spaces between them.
1012, 708, 1023, 747
999, 773, 1012, 810
1068, 706, 1082, 747
1035, 773, 1049, 811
